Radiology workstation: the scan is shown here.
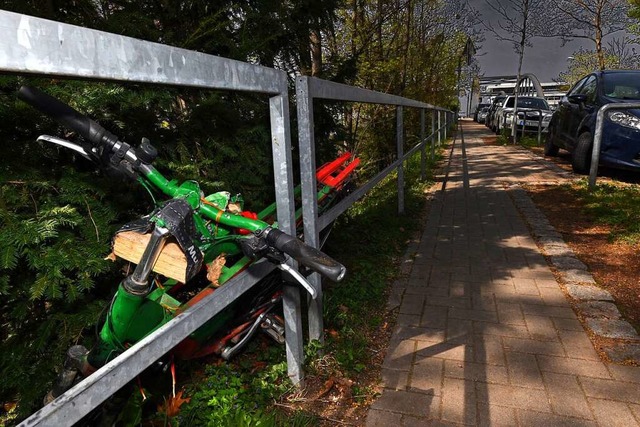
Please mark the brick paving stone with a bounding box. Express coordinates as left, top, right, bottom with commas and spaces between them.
426, 295, 472, 309
503, 337, 566, 357
608, 364, 640, 383
440, 378, 476, 425
393, 325, 446, 343
444, 359, 509, 384
521, 303, 578, 319
543, 372, 594, 419
400, 294, 426, 315
409, 358, 444, 395
421, 305, 449, 329
449, 307, 498, 323
551, 317, 585, 332
512, 278, 540, 295
536, 354, 611, 379
539, 286, 571, 307
580, 377, 640, 403
365, 409, 403, 427
473, 334, 507, 366
516, 410, 597, 427
557, 330, 600, 361
446, 319, 473, 341
416, 339, 472, 362
535, 277, 562, 288
383, 340, 416, 371
396, 314, 421, 326
506, 351, 545, 389
476, 383, 552, 412
477, 404, 517, 427
589, 398, 640, 427
370, 389, 438, 417
381, 368, 410, 390
496, 302, 526, 325
474, 321, 531, 339
524, 314, 559, 341
405, 285, 449, 297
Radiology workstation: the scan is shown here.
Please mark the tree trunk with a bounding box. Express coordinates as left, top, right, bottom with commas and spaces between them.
310, 28, 322, 77
595, 1, 605, 70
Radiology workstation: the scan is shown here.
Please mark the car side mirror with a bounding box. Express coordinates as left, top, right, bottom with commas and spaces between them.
568, 94, 588, 104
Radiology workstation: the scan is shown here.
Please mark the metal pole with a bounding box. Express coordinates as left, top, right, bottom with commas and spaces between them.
420, 109, 426, 179
295, 77, 324, 346
589, 103, 640, 190
397, 106, 405, 215
438, 111, 442, 146
269, 94, 304, 385
431, 109, 436, 161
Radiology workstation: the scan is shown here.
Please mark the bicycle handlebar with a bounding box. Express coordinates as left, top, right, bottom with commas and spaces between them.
18, 86, 119, 150
18, 86, 347, 282
265, 229, 346, 282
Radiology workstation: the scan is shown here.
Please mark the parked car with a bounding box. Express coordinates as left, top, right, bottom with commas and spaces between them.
486, 96, 507, 131
545, 70, 640, 174
477, 107, 490, 124
493, 95, 552, 135
473, 103, 490, 122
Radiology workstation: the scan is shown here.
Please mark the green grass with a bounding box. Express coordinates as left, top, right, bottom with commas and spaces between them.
572, 180, 640, 244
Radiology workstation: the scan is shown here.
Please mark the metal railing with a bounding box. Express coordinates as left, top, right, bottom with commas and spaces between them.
0, 10, 301, 425
589, 103, 640, 189
1, 10, 453, 425
295, 76, 451, 342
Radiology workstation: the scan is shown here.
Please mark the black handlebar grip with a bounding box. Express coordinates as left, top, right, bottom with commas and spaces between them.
265, 229, 346, 282
18, 86, 118, 149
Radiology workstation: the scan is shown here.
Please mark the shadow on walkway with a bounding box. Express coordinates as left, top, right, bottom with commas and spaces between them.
366, 120, 640, 427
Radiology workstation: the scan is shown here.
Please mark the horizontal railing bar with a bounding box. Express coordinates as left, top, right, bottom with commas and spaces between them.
306, 77, 448, 111
0, 11, 287, 93
317, 136, 433, 230
20, 261, 276, 427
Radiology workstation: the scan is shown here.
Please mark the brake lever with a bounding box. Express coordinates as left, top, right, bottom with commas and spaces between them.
37, 135, 96, 162
276, 262, 318, 299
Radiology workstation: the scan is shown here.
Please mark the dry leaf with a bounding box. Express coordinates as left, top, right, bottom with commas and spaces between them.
317, 378, 335, 399
157, 390, 191, 418
207, 255, 226, 287
104, 251, 117, 262
327, 329, 340, 339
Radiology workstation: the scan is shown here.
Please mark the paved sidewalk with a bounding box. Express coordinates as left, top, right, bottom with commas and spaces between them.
366, 120, 640, 426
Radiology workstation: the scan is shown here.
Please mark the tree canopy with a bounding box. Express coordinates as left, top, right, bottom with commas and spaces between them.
0, 0, 474, 421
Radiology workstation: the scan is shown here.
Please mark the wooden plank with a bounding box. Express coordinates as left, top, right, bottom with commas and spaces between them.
112, 231, 189, 283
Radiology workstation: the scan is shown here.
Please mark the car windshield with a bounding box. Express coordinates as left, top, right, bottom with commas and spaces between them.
516, 97, 549, 110
603, 73, 640, 100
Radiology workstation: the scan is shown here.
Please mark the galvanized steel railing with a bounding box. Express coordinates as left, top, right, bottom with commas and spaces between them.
296, 76, 451, 342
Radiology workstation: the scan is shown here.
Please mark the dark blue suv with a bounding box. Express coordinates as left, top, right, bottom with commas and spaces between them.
545, 70, 640, 174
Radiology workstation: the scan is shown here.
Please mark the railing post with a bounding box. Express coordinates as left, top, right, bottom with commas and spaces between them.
431, 109, 436, 161
438, 111, 442, 146
397, 106, 405, 215
295, 76, 324, 350
420, 108, 426, 180
269, 94, 305, 385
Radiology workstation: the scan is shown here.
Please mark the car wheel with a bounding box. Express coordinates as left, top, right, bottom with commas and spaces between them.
571, 131, 593, 175
544, 126, 560, 156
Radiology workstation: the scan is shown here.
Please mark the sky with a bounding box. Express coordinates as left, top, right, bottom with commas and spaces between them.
471, 0, 591, 82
